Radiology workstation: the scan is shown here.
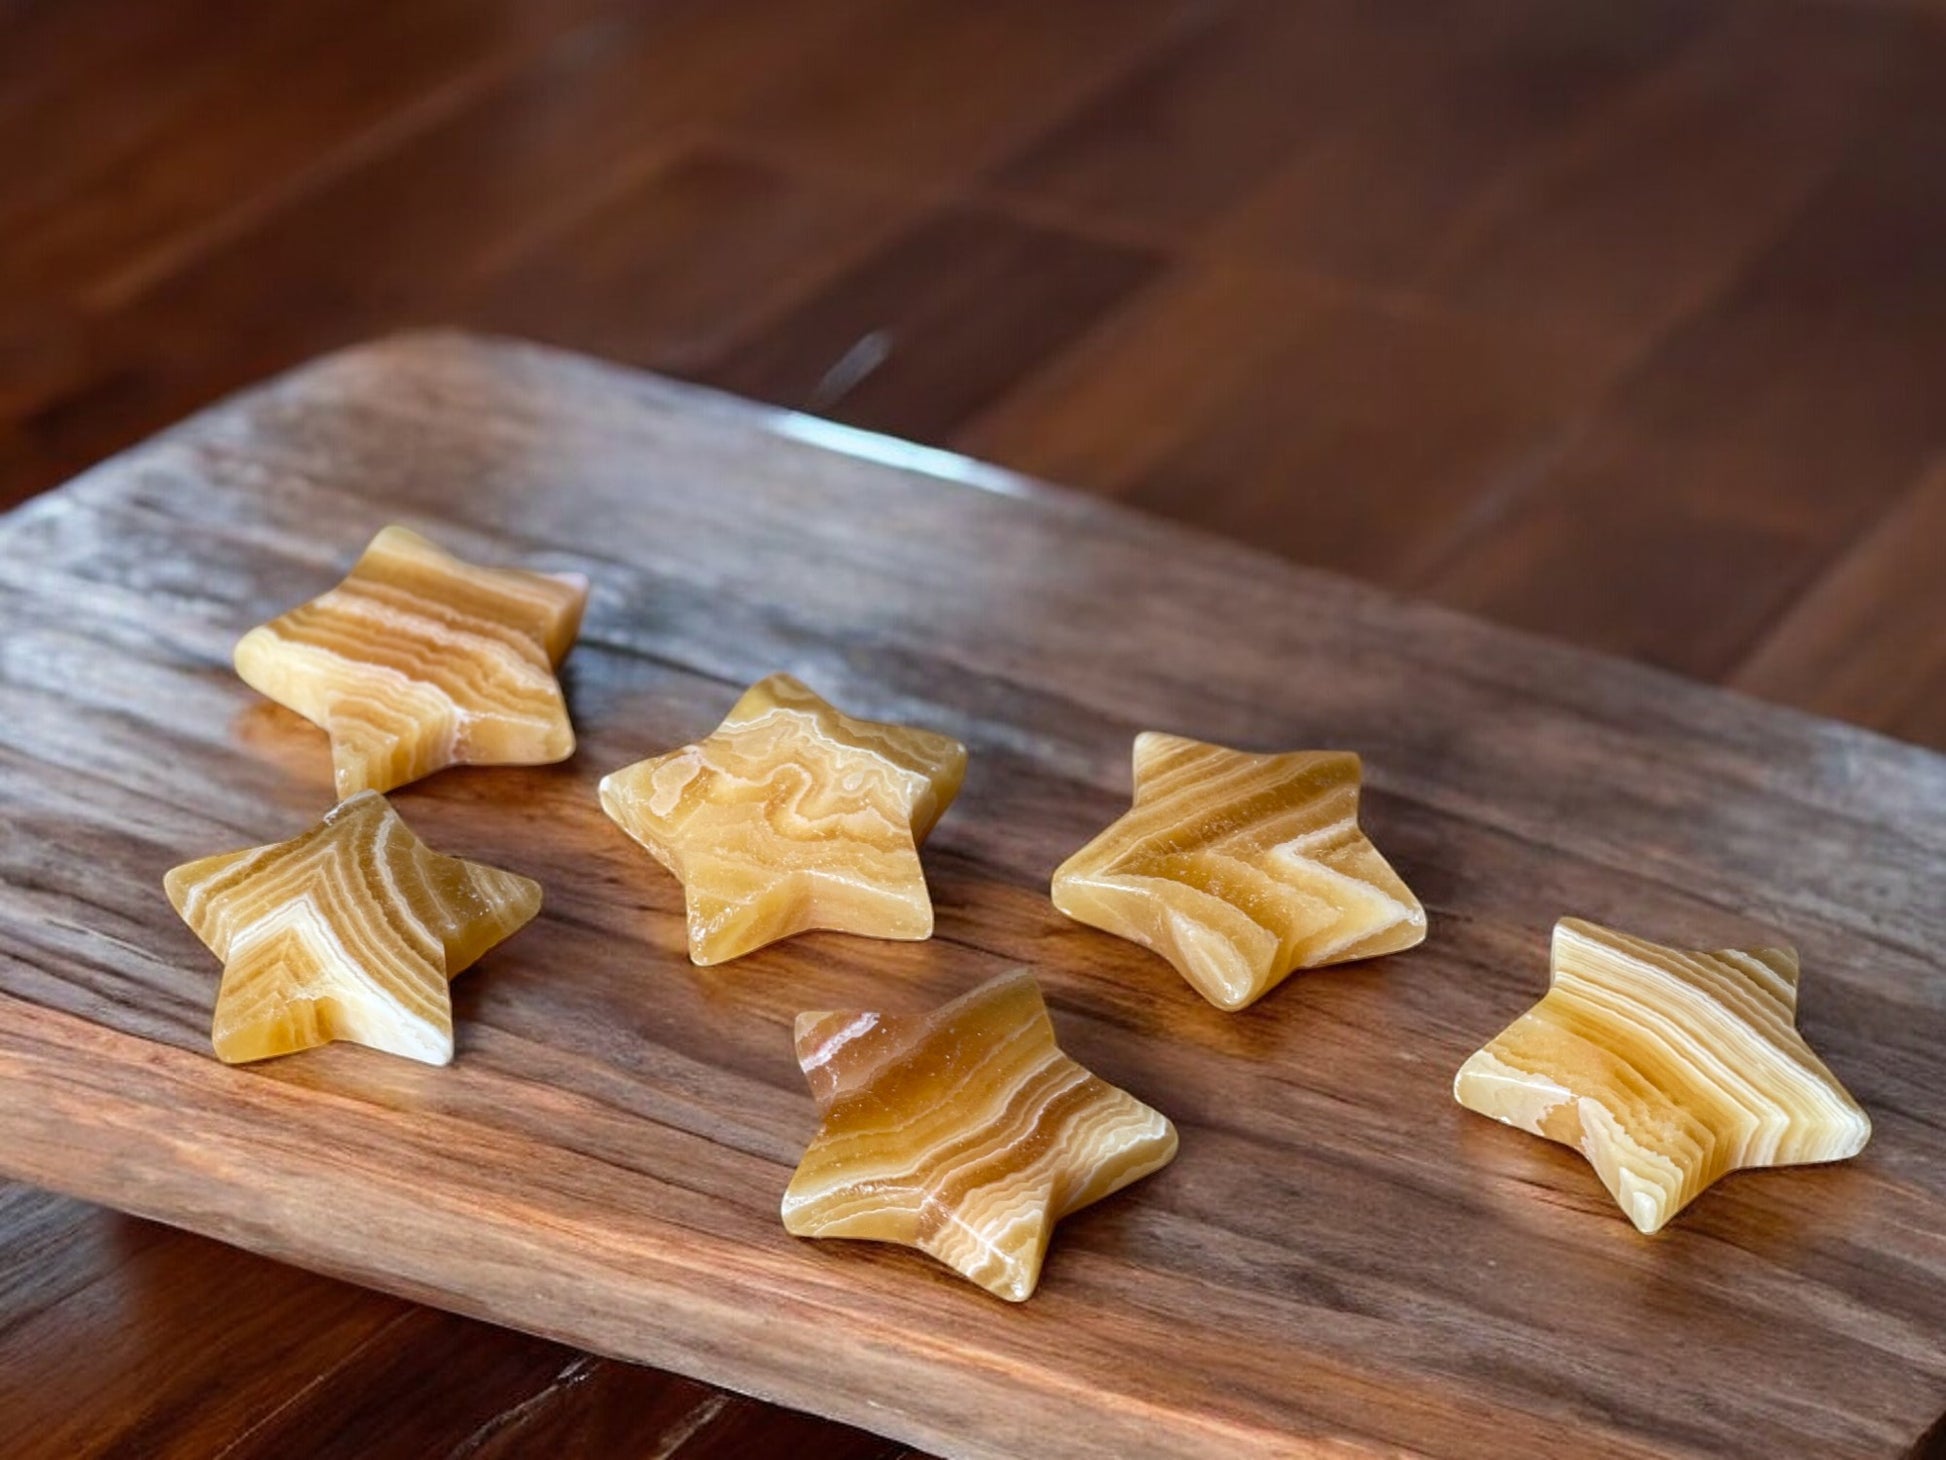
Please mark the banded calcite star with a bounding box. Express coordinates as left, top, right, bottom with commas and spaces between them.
599, 673, 967, 965
1454, 917, 1871, 1233
164, 791, 542, 1065
234, 525, 589, 796
782, 969, 1178, 1301
1051, 734, 1425, 1011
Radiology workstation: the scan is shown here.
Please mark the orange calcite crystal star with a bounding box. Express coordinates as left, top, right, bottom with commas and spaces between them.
165, 791, 542, 1065
598, 673, 967, 965
781, 969, 1178, 1301
234, 525, 589, 795
1052, 734, 1426, 1010
1454, 918, 1871, 1233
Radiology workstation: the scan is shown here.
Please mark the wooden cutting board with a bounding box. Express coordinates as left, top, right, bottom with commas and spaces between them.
0, 334, 1940, 1460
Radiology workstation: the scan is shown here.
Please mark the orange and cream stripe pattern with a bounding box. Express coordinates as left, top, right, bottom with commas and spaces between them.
782, 969, 1178, 1301
234, 525, 588, 796
165, 791, 543, 1065
600, 673, 967, 965
1454, 917, 1871, 1233
1052, 734, 1426, 1011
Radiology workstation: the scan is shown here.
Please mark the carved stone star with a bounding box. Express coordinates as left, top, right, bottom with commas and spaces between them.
234, 525, 588, 796
1052, 733, 1426, 1010
599, 673, 966, 965
781, 969, 1178, 1301
165, 791, 542, 1065
1454, 917, 1872, 1233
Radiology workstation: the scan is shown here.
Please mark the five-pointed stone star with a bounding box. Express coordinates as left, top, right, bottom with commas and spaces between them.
234, 525, 589, 796
1052, 733, 1426, 1010
781, 969, 1178, 1301
599, 673, 967, 965
165, 791, 542, 1065
1454, 917, 1871, 1233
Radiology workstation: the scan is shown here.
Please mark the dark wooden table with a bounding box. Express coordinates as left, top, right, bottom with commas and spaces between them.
2, 2, 1944, 1455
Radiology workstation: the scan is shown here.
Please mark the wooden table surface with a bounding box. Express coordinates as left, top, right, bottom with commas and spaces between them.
4, 329, 1942, 1458
2, 2, 1944, 1456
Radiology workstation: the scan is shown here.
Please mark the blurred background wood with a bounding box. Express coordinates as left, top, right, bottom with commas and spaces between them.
2, 0, 1942, 1455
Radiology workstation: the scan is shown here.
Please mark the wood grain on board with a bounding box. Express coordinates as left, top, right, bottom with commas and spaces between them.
0, 334, 1940, 1459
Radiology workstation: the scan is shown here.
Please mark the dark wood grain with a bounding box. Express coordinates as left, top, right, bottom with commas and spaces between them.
998, 0, 1704, 249
6, 0, 1944, 746
0, 0, 618, 308
698, 205, 1163, 440
1731, 460, 1946, 752
0, 1198, 896, 1460
0, 1217, 407, 1458
1408, 2, 1904, 358
1419, 30, 1946, 679
0, 334, 1941, 1459
956, 262, 1619, 585
719, 0, 1198, 182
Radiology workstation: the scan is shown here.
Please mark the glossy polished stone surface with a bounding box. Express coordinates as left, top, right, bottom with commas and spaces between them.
599, 673, 967, 965
1052, 733, 1425, 1010
781, 969, 1178, 1301
234, 525, 588, 795
1454, 917, 1872, 1233
164, 791, 542, 1065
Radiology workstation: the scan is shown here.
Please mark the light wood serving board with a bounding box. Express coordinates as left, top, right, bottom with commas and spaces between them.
0, 335, 1940, 1460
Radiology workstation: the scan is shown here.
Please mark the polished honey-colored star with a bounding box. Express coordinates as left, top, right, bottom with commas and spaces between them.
781, 969, 1179, 1301
165, 791, 543, 1065
234, 525, 589, 796
599, 673, 967, 965
1454, 917, 1871, 1233
1052, 733, 1426, 1010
